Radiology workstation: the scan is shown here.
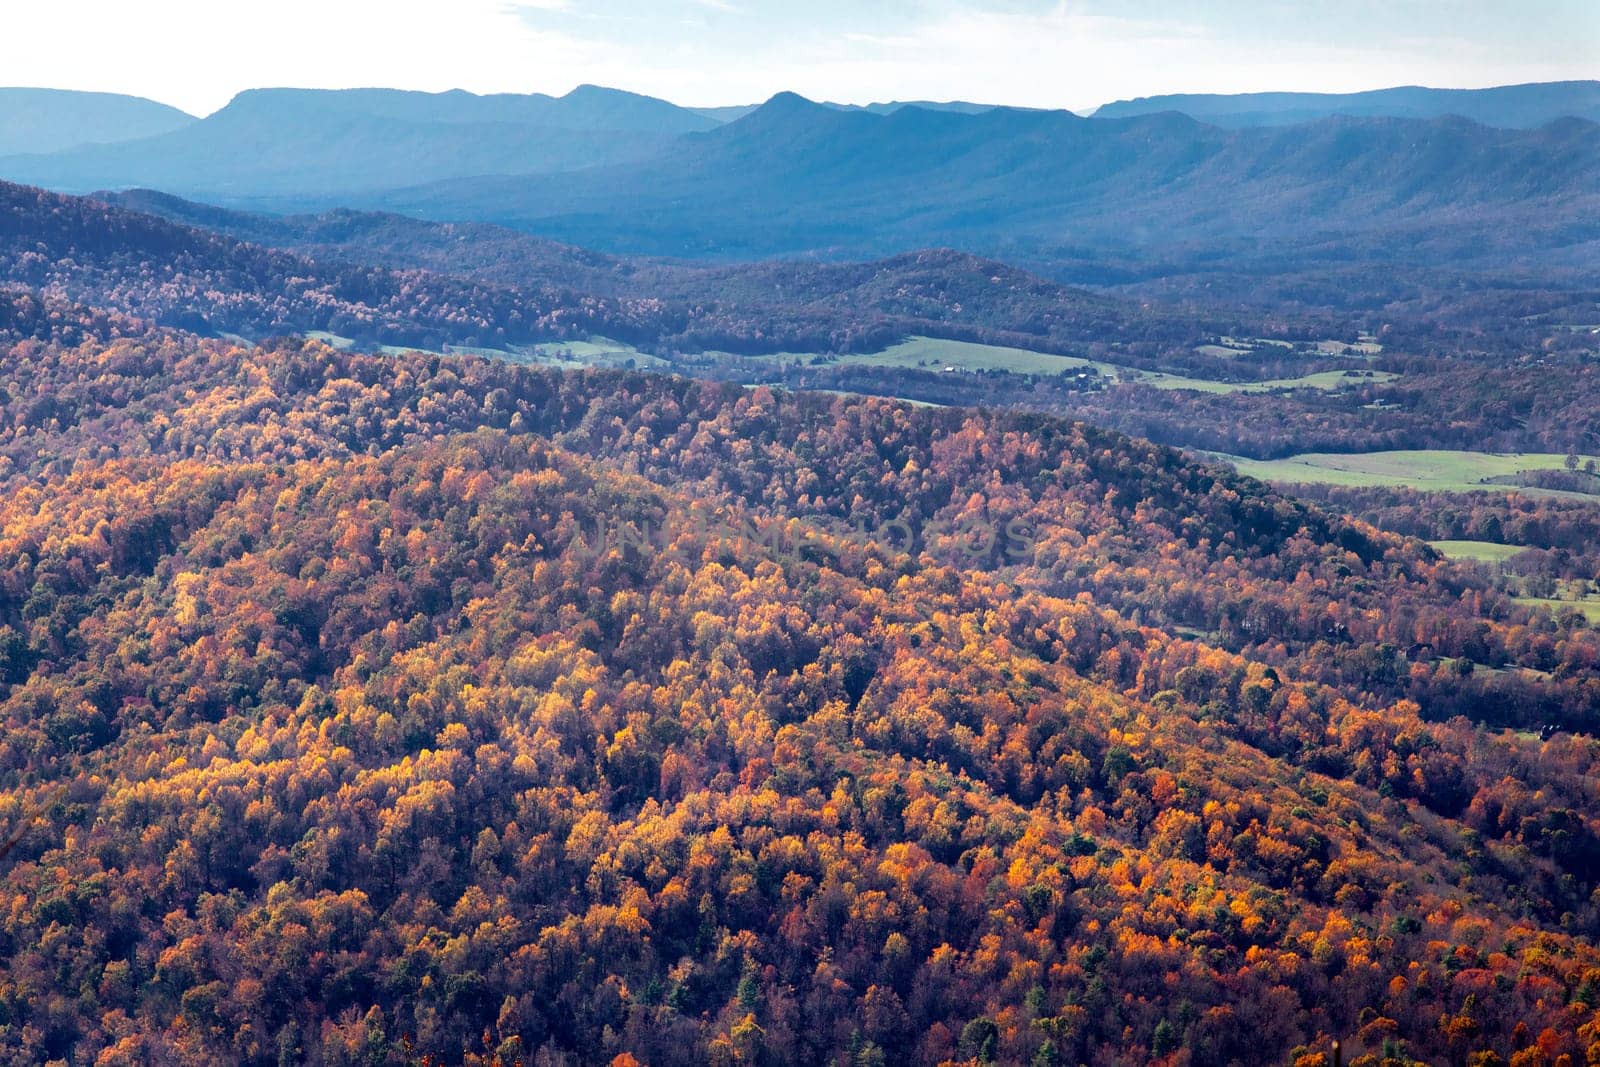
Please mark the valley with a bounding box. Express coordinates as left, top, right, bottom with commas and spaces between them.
315, 329, 1400, 395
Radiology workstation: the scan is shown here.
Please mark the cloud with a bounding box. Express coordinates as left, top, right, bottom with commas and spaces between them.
3, 0, 1594, 116
548, 0, 1598, 111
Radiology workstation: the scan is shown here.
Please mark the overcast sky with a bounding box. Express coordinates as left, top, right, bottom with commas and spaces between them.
6, 0, 1597, 116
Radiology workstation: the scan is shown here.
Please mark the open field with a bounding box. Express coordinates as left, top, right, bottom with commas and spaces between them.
307, 331, 447, 358
1182, 368, 1396, 395
1207, 336, 1382, 358
520, 338, 673, 369
306, 331, 668, 369
1315, 339, 1384, 356
814, 337, 1115, 376
1516, 596, 1600, 623
814, 337, 1397, 393
304, 330, 356, 350
1429, 540, 1529, 563
1226, 450, 1596, 494
303, 331, 1391, 395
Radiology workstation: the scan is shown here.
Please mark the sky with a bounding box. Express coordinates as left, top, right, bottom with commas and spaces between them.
4, 0, 1597, 116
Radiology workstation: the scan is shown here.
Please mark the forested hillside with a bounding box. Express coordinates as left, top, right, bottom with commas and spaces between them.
1, 312, 1600, 1064
763, 354, 1600, 458
11, 180, 1600, 466
2, 182, 1225, 362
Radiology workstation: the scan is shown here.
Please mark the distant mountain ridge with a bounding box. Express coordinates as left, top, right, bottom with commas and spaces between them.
0, 88, 195, 156
360, 93, 1600, 272
0, 85, 720, 199
4, 81, 1597, 283
1093, 80, 1600, 128
217, 83, 717, 133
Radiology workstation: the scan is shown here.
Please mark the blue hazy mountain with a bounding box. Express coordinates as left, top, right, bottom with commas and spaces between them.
0, 88, 195, 156
7, 83, 1597, 277
362, 92, 1600, 269
0, 85, 720, 199
1093, 81, 1600, 128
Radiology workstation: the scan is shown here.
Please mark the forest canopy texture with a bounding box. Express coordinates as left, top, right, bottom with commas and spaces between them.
0, 317, 1598, 1067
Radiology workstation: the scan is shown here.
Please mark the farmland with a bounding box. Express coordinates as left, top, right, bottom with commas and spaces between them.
1429, 539, 1530, 563
1226, 449, 1598, 494
770, 336, 1397, 393
1516, 595, 1600, 623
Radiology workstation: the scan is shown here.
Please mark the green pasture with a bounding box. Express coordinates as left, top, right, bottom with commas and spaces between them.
1428, 540, 1529, 563
1227, 450, 1593, 494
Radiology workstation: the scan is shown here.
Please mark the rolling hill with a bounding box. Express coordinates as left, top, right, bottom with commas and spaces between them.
0, 87, 194, 156
93, 188, 1169, 336
33, 182, 1600, 464
1093, 79, 1600, 128
2, 182, 1222, 361
3, 266, 1600, 1062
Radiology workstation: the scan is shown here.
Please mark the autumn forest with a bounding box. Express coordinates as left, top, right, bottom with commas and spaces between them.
0, 61, 1599, 1067
0, 302, 1595, 1066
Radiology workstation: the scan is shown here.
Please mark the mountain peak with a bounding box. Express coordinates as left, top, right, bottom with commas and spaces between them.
552, 83, 721, 132
698, 91, 868, 153
733, 91, 849, 130
761, 91, 827, 114
564, 84, 650, 102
